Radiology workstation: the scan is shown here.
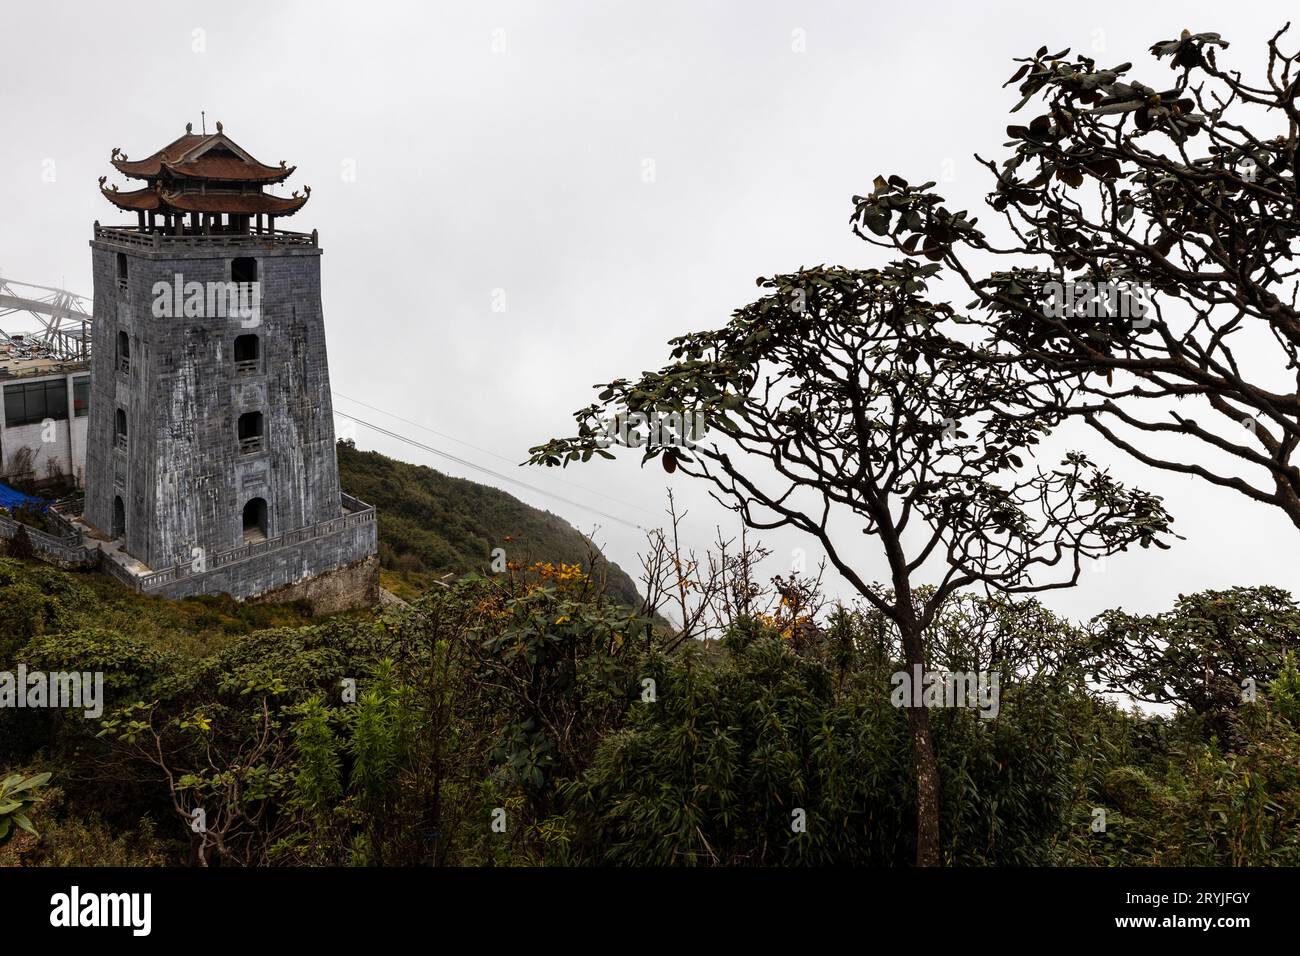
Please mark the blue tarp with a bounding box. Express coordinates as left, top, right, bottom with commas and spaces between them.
0, 482, 48, 513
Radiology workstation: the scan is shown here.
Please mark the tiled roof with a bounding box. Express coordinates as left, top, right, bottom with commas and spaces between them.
112, 127, 294, 183
99, 185, 161, 211
112, 133, 207, 178
101, 125, 309, 218
161, 189, 309, 215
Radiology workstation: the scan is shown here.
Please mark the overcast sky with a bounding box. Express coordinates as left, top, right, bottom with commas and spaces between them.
2, 0, 1296, 626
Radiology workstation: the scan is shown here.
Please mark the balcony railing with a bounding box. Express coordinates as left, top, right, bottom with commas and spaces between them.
238, 436, 264, 455
115, 434, 128, 452
130, 494, 377, 591
234, 359, 261, 377
94, 223, 318, 250
0, 509, 92, 567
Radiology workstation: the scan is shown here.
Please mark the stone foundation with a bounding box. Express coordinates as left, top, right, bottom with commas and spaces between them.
247, 553, 380, 615
86, 494, 379, 615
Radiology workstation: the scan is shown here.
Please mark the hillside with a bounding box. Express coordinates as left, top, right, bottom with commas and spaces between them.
336, 441, 643, 606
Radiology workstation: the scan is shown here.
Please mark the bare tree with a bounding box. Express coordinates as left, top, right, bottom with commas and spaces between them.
634, 491, 787, 649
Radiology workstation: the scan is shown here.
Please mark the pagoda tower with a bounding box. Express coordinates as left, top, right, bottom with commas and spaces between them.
97, 120, 309, 236
83, 123, 376, 608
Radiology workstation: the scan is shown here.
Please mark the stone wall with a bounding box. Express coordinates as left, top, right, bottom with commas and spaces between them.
0, 509, 94, 569
139, 511, 376, 604
85, 236, 343, 574
248, 554, 380, 615
0, 496, 377, 614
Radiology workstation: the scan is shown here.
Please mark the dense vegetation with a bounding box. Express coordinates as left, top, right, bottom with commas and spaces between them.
2, 542, 1299, 866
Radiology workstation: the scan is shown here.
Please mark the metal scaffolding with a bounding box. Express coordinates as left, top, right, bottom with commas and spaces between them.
0, 273, 93, 360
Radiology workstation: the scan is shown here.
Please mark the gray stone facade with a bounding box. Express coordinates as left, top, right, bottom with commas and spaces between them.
81, 227, 377, 603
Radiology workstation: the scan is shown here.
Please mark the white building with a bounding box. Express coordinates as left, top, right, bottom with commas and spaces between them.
0, 343, 91, 490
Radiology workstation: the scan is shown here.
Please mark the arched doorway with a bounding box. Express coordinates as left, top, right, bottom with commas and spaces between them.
242, 497, 268, 542
112, 495, 125, 539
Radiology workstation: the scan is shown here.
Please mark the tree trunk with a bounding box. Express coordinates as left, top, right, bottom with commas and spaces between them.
900, 623, 941, 866
906, 703, 941, 866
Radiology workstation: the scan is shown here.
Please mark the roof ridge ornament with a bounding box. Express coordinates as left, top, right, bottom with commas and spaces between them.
186, 123, 193, 134
216, 121, 224, 134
